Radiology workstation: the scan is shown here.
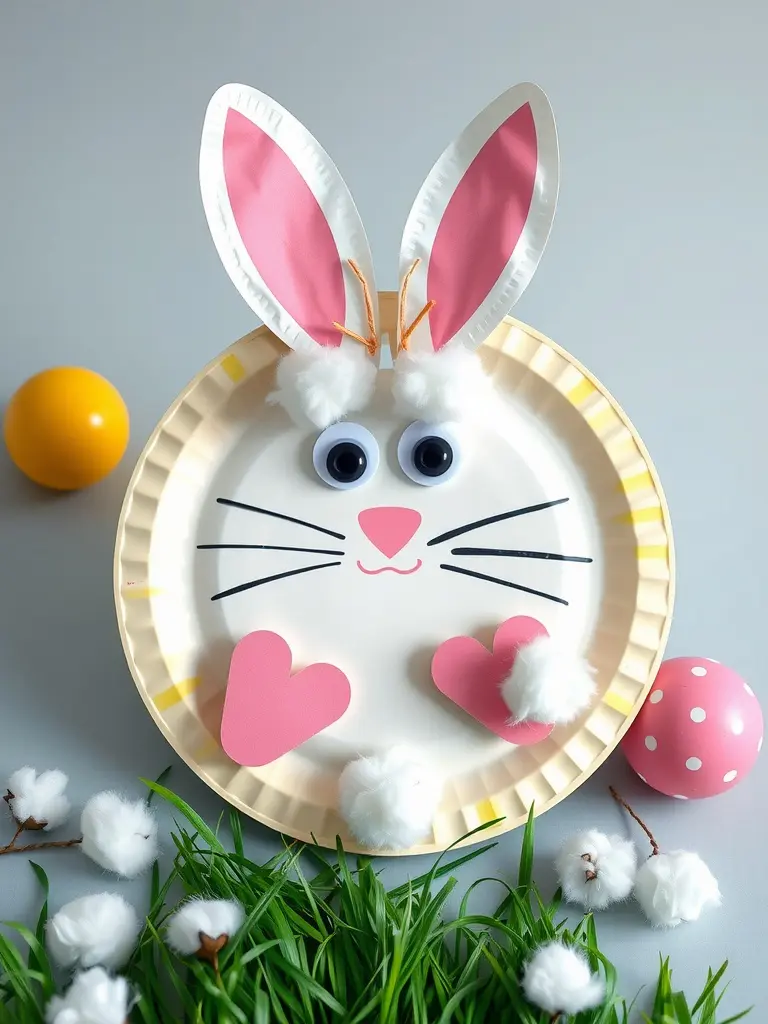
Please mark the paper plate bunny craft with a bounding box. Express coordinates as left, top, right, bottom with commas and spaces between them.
115, 83, 673, 854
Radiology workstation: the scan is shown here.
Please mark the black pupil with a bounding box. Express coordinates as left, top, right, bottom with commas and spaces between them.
327, 441, 367, 483
413, 436, 453, 478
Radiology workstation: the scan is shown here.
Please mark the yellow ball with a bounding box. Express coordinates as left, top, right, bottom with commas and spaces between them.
3, 367, 130, 491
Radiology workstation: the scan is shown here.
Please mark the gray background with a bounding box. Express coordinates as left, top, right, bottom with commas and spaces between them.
1, 0, 766, 1015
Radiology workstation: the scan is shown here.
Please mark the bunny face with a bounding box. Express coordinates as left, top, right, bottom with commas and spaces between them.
195, 341, 603, 774
114, 78, 674, 851
195, 81, 592, 770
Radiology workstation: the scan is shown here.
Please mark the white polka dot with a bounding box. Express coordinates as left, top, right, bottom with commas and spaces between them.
690, 707, 706, 723
649, 690, 664, 704
723, 770, 738, 783
691, 666, 707, 677
744, 682, 755, 697
731, 717, 744, 736
672, 794, 689, 800
685, 757, 702, 771
758, 736, 764, 753
645, 736, 657, 751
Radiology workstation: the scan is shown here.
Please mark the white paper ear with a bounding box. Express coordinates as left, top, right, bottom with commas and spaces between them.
200, 84, 379, 426
398, 83, 559, 355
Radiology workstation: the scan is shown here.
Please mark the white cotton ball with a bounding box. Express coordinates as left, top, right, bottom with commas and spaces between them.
557, 827, 638, 909
45, 967, 133, 1024
166, 898, 245, 956
522, 941, 606, 1015
80, 792, 158, 878
47, 893, 140, 971
555, 830, 637, 910
634, 850, 721, 927
500, 635, 596, 725
267, 344, 377, 429
392, 345, 496, 425
339, 748, 442, 850
6, 767, 71, 830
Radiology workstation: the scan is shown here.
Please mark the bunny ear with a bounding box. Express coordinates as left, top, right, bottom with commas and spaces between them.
200, 83, 378, 354
398, 84, 558, 353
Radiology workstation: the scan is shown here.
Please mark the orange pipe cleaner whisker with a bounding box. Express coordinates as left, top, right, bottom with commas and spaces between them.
332, 259, 378, 356
398, 258, 435, 351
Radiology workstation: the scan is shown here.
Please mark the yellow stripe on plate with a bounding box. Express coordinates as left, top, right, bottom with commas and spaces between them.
620, 470, 654, 494
190, 735, 221, 760
567, 378, 596, 406
585, 405, 616, 433
153, 677, 201, 712
637, 544, 668, 561
122, 586, 162, 600
617, 506, 664, 525
220, 354, 246, 383
603, 691, 634, 715
475, 798, 499, 825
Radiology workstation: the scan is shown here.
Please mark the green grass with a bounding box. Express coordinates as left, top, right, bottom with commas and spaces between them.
0, 783, 750, 1023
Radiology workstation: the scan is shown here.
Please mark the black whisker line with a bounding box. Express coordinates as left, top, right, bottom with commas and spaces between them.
211, 561, 341, 602
216, 498, 346, 540
427, 497, 570, 546
198, 543, 346, 556
439, 563, 569, 606
451, 546, 592, 564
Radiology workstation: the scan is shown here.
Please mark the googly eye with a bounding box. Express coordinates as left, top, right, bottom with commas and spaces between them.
313, 422, 380, 490
397, 421, 461, 486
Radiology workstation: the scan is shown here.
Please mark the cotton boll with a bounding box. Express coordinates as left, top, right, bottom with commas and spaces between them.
5, 767, 71, 830
166, 898, 245, 958
47, 893, 140, 970
500, 635, 596, 725
339, 748, 442, 850
80, 792, 158, 878
46, 967, 133, 1024
267, 344, 377, 429
522, 941, 606, 1015
635, 850, 721, 927
555, 830, 637, 910
392, 346, 496, 425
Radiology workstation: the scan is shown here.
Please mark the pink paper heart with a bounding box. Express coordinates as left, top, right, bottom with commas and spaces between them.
431, 616, 554, 745
221, 631, 351, 766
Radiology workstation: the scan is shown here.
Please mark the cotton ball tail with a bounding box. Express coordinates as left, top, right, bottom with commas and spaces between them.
623, 657, 763, 799
339, 749, 442, 851
500, 635, 596, 725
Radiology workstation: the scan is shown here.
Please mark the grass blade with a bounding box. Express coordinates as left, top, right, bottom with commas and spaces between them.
517, 803, 535, 889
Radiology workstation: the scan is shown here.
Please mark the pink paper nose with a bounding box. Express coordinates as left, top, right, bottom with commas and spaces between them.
358, 507, 422, 559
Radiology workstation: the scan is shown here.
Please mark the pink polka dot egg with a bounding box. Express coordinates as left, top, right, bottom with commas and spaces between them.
623, 657, 763, 799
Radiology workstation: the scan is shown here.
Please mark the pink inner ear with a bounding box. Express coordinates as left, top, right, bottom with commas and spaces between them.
223, 108, 344, 347
427, 103, 538, 350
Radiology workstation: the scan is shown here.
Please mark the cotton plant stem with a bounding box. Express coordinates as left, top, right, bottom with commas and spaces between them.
7, 822, 24, 848
609, 785, 660, 856
0, 836, 82, 856
197, 932, 228, 983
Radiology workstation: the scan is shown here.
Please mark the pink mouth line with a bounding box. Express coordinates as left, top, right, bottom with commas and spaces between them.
357, 559, 423, 576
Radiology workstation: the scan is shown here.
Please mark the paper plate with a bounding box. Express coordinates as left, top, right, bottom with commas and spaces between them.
114, 293, 674, 854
